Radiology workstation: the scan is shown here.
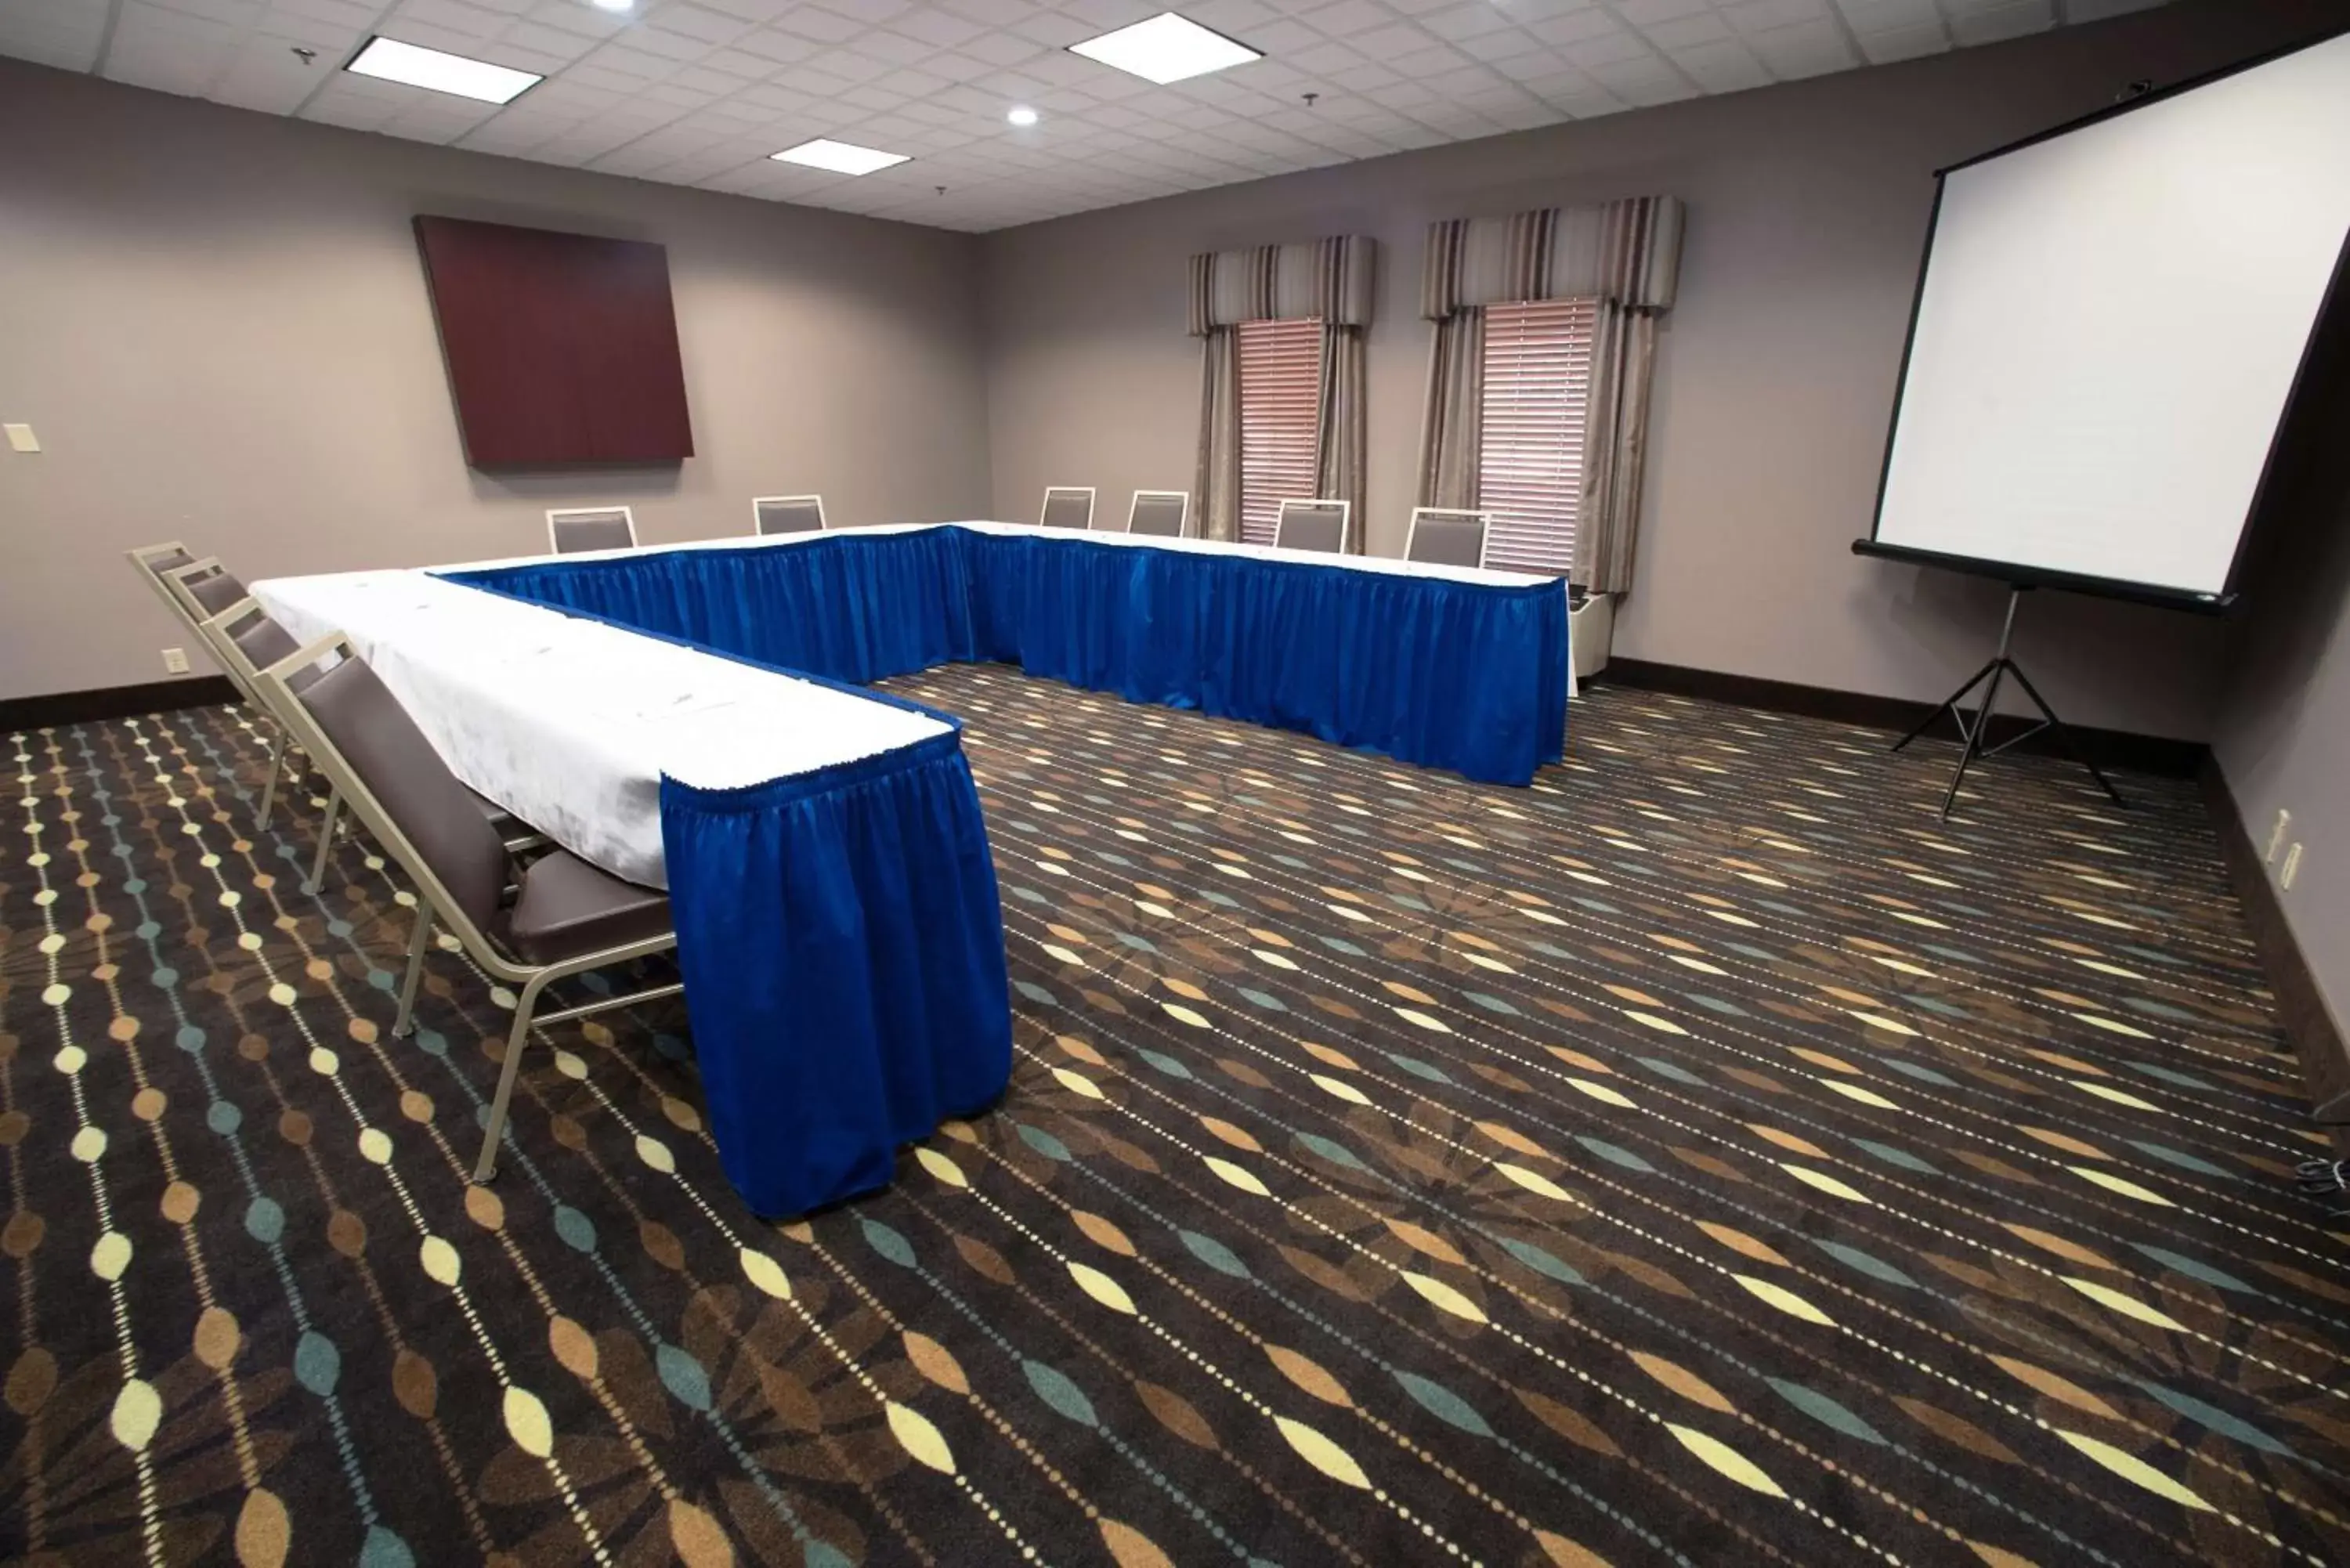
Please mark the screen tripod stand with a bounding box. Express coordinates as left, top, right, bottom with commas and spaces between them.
1892, 585, 2127, 820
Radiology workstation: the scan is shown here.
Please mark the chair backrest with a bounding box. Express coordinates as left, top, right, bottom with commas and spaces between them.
1274, 499, 1348, 555
165, 558, 250, 621
1127, 490, 1189, 538
752, 495, 826, 536
1039, 486, 1094, 530
1405, 508, 1490, 569
128, 542, 197, 627
547, 507, 638, 555
269, 639, 509, 938
128, 542, 196, 599
196, 598, 324, 700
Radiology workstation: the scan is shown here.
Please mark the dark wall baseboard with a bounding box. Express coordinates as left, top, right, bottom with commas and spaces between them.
0, 675, 238, 732
2201, 759, 2350, 1146
1593, 656, 2208, 779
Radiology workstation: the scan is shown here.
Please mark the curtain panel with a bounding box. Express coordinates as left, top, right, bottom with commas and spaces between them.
1195, 328, 1243, 544
1419, 197, 1683, 594
1416, 308, 1484, 511
1316, 323, 1368, 551
1191, 235, 1376, 549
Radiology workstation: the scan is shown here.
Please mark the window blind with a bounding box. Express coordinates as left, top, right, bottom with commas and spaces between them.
1477, 297, 1596, 577
1237, 316, 1324, 547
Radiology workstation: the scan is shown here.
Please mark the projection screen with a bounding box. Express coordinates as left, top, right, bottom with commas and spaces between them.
1864, 30, 2350, 605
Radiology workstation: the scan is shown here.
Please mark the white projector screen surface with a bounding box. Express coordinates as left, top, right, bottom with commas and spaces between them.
1873, 31, 2350, 598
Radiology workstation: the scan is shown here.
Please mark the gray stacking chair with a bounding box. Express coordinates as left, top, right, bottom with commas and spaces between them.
1126, 490, 1190, 538
1405, 508, 1491, 569
182, 590, 327, 841
1039, 486, 1094, 529
128, 542, 199, 630
752, 495, 826, 536
1274, 498, 1349, 555
546, 506, 638, 555
161, 558, 306, 822
190, 592, 538, 890
162, 556, 253, 626
257, 634, 678, 1183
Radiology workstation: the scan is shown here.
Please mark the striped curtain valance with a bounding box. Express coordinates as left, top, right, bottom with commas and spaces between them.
1186, 235, 1376, 335
1421, 196, 1683, 320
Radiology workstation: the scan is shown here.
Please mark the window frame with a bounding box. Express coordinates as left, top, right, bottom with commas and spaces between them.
1235, 315, 1325, 548
1476, 296, 1598, 580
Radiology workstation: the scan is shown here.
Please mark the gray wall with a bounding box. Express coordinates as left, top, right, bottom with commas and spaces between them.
0, 58, 992, 701
980, 0, 2343, 742
2213, 330, 2350, 1043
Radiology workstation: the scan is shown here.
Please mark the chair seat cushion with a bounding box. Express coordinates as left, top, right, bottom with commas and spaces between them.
501, 851, 671, 966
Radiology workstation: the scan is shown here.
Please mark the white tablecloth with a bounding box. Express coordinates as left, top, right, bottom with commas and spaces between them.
255, 519, 1571, 887
251, 569, 951, 890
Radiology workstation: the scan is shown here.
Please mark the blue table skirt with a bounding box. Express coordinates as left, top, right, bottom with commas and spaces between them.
451, 526, 1570, 784
660, 732, 1010, 1216
443, 526, 1566, 1216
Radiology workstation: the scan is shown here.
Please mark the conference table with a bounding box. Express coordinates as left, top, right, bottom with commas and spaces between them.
255, 520, 1571, 1216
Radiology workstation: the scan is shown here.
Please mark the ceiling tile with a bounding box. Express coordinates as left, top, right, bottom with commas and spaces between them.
1744, 15, 1855, 73
1561, 29, 1654, 67
772, 4, 867, 42
653, 4, 761, 42
1835, 0, 1938, 26
1950, 0, 2054, 45
1853, 17, 1945, 59
1644, 12, 1734, 46
806, 45, 891, 77
270, 0, 380, 24
938, 0, 1037, 24
810, 0, 916, 20
1422, 3, 1517, 42
2, 0, 2179, 230
1671, 35, 1770, 88
888, 6, 983, 45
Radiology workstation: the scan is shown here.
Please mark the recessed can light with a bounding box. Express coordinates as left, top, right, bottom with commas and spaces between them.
1007, 105, 1040, 126
589, 0, 633, 13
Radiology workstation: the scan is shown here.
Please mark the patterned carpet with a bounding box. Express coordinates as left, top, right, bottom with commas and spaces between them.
4, 667, 2346, 1568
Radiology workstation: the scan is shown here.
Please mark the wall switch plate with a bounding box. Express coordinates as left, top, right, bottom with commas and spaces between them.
161, 647, 190, 674
2280, 842, 2303, 891
2, 423, 37, 453
2266, 809, 2292, 862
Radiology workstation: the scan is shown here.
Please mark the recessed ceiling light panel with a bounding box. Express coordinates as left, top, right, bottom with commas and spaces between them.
769, 138, 912, 175
1068, 13, 1261, 85
345, 36, 541, 104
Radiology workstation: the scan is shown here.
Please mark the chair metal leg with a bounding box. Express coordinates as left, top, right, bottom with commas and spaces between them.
391, 906, 434, 1039
259, 728, 286, 826
303, 789, 342, 895
473, 973, 551, 1183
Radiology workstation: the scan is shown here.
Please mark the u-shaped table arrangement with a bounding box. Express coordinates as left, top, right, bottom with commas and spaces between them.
255, 520, 1572, 1216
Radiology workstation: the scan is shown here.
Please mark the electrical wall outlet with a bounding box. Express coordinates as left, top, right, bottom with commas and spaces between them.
161, 647, 190, 674
2280, 842, 2303, 891
2266, 809, 2292, 863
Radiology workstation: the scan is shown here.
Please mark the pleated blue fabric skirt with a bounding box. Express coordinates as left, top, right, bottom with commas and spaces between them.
446, 525, 1567, 1216
455, 526, 1569, 782
659, 734, 1010, 1216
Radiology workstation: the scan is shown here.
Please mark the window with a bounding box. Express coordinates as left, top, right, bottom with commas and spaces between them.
1237, 316, 1322, 547
1478, 297, 1597, 577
